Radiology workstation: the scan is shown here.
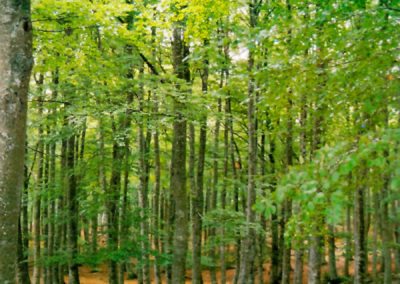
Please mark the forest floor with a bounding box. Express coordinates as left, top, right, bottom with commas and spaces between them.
63, 256, 400, 284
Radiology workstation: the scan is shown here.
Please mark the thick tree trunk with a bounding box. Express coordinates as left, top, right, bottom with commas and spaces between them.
170, 25, 190, 284
0, 0, 32, 278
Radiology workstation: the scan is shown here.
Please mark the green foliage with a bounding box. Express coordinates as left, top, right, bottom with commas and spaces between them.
274, 128, 400, 242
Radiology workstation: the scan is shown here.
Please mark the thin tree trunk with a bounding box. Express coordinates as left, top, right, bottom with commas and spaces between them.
344, 202, 351, 277
153, 95, 162, 284
67, 130, 80, 284
221, 95, 229, 284
308, 110, 324, 284
33, 79, 44, 284
354, 171, 367, 284
381, 109, 392, 284
282, 2, 294, 282
138, 66, 151, 284
257, 124, 268, 284
57, 114, 68, 283
237, 3, 259, 283
393, 199, 400, 275
372, 192, 379, 281
228, 92, 241, 284
17, 148, 32, 284
43, 132, 50, 284
294, 35, 308, 284
268, 125, 280, 284
48, 139, 56, 283
209, 98, 221, 284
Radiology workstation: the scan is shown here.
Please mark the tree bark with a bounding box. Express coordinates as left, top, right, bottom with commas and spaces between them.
67, 130, 80, 284
327, 224, 338, 281
237, 3, 259, 283
33, 75, 44, 284
153, 93, 162, 284
170, 24, 190, 284
191, 39, 208, 284
17, 145, 32, 284
0, 2, 32, 279
108, 117, 123, 284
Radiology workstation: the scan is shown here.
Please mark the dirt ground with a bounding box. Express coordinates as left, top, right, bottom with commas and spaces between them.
62, 252, 400, 284
61, 257, 364, 284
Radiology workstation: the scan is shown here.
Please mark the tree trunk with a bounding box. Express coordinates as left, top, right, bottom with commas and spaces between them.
17, 146, 32, 284
138, 66, 151, 284
153, 101, 162, 284
47, 138, 57, 283
354, 172, 367, 284
170, 24, 190, 284
67, 130, 80, 284
381, 112, 392, 284
33, 78, 44, 284
327, 224, 338, 281
108, 117, 123, 284
308, 235, 321, 284
281, 2, 294, 282
209, 97, 221, 284
192, 39, 208, 284
269, 132, 280, 284
344, 202, 351, 277
57, 114, 68, 283
0, 1, 32, 280
43, 132, 50, 284
294, 40, 308, 284
237, 3, 258, 283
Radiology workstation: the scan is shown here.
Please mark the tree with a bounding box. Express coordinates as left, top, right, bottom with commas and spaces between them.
0, 0, 33, 282
170, 21, 190, 284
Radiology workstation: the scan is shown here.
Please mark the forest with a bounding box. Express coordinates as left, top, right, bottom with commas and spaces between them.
0, 0, 399, 283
